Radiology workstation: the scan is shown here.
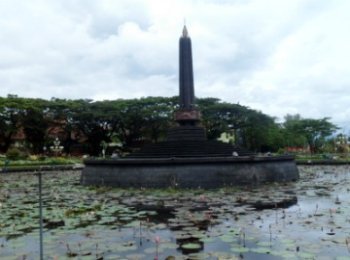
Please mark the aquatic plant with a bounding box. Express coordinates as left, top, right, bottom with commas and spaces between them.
1, 166, 350, 258
154, 236, 160, 260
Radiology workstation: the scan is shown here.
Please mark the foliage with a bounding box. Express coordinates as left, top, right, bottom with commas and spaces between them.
5, 147, 23, 160
291, 117, 338, 153
239, 110, 277, 152
0, 156, 81, 166
0, 96, 27, 152
22, 108, 48, 153
198, 98, 251, 140
0, 95, 341, 155
281, 114, 308, 148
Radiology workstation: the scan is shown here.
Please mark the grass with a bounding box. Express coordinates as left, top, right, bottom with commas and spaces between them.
0, 156, 82, 169
295, 153, 350, 163
2, 153, 350, 168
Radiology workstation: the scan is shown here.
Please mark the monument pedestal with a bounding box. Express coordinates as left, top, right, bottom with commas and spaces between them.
174, 109, 201, 123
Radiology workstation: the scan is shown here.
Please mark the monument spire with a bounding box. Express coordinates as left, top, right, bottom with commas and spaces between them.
179, 25, 195, 109
182, 25, 188, 37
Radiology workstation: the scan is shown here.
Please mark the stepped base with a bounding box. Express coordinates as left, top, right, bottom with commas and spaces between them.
167, 126, 206, 141
128, 140, 253, 158
128, 125, 253, 158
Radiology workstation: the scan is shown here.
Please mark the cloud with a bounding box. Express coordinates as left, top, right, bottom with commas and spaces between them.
0, 0, 349, 129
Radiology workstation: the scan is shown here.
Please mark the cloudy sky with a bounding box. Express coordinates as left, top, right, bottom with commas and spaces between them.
1, 0, 349, 128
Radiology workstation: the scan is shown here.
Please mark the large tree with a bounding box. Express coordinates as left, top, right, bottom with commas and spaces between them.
71, 99, 114, 156
138, 97, 176, 142
46, 98, 88, 154
281, 114, 307, 148
240, 110, 278, 152
292, 117, 338, 153
198, 98, 251, 141
0, 96, 31, 152
21, 107, 48, 153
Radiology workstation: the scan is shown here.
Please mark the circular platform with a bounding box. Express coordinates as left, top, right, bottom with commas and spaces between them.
81, 155, 299, 189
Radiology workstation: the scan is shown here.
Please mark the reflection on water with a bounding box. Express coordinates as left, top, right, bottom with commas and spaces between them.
1, 165, 350, 259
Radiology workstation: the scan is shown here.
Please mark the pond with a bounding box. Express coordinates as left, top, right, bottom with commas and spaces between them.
1, 165, 350, 259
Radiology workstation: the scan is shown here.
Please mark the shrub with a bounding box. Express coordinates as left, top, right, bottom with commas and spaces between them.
48, 157, 71, 164
38, 155, 47, 161
6, 147, 28, 160
336, 145, 349, 154
29, 155, 38, 161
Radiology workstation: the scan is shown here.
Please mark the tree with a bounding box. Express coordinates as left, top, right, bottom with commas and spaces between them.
198, 99, 250, 141
282, 114, 305, 146
46, 98, 82, 154
21, 107, 48, 153
292, 117, 338, 153
139, 97, 176, 142
71, 99, 114, 156
0, 96, 29, 152
240, 110, 277, 152
0, 95, 340, 156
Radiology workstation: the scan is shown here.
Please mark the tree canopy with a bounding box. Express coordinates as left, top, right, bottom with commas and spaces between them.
0, 95, 340, 155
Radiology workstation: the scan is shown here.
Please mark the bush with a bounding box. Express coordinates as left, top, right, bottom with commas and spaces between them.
29, 155, 38, 161
38, 155, 47, 161
6, 148, 21, 160
6, 147, 28, 160
47, 157, 73, 165
336, 145, 349, 153
277, 148, 285, 154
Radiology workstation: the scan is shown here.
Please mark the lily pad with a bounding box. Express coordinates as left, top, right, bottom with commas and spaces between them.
181, 243, 202, 250
230, 246, 249, 253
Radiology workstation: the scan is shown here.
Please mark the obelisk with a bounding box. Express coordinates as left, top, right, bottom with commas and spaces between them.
179, 25, 195, 109
175, 26, 201, 126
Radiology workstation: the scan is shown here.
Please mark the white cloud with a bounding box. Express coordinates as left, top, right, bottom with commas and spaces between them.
0, 0, 349, 129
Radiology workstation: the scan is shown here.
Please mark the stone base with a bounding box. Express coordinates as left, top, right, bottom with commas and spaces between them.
81, 155, 299, 189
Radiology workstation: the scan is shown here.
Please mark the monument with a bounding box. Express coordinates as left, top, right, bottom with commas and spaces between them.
128, 26, 252, 158
81, 26, 299, 188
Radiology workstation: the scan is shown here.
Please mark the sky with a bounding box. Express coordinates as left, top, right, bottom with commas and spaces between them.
1, 0, 350, 129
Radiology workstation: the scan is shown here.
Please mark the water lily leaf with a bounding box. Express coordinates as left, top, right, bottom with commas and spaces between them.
219, 235, 235, 243
257, 241, 271, 247
251, 247, 271, 254
297, 252, 315, 258
181, 242, 202, 250
230, 246, 249, 253
125, 253, 147, 259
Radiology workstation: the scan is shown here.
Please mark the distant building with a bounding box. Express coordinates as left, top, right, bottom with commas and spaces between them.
285, 146, 310, 153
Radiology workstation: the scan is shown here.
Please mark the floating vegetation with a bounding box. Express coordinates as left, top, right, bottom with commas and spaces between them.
181, 242, 202, 250
1, 165, 350, 258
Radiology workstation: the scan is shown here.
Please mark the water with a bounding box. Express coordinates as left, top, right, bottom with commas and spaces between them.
1, 165, 350, 259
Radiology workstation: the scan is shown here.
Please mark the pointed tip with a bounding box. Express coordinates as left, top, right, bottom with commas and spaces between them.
182, 25, 188, 37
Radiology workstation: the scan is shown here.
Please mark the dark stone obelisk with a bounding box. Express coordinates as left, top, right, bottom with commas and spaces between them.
179, 25, 195, 109
175, 26, 201, 126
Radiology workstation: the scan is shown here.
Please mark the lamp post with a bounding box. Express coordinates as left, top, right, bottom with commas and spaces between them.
36, 169, 44, 260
